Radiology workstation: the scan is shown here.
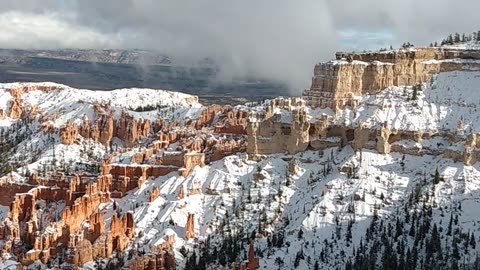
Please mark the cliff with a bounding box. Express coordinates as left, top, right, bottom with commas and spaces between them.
303, 47, 480, 110
247, 46, 480, 164
247, 98, 309, 158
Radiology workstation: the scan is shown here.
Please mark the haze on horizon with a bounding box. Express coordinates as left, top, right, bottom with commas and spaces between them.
0, 0, 478, 91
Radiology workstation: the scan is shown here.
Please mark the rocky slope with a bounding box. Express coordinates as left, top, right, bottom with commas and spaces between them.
0, 41, 480, 270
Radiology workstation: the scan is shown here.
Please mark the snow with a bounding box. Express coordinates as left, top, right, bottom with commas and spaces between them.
442, 42, 480, 50
0, 260, 19, 270
333, 71, 480, 133
274, 108, 293, 123
0, 82, 204, 178
0, 82, 203, 128
1, 58, 480, 269
422, 58, 480, 67
329, 59, 370, 66
111, 143, 480, 269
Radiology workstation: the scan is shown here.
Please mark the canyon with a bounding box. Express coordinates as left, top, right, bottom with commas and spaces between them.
0, 42, 479, 269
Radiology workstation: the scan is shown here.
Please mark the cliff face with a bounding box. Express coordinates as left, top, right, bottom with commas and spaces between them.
303, 48, 480, 110
247, 46, 480, 162
247, 98, 310, 158
60, 121, 78, 145
116, 112, 151, 147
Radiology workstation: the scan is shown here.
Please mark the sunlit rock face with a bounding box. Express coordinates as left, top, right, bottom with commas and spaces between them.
303, 47, 480, 110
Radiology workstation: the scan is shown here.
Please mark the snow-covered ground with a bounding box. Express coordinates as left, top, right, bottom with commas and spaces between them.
104, 144, 480, 269
1, 55, 480, 269
0, 83, 204, 180
0, 82, 203, 127
329, 70, 480, 133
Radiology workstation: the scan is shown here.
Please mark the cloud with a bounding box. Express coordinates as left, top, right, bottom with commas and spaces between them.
326, 0, 480, 46
339, 30, 396, 52
0, 12, 121, 49
0, 0, 478, 92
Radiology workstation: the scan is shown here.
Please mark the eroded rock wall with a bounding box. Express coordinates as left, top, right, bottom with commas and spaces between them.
304, 48, 480, 110
247, 98, 310, 158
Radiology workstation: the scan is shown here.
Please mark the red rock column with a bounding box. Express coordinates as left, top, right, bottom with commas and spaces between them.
185, 213, 195, 240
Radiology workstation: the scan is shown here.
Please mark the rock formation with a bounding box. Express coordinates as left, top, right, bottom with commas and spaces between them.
127, 233, 176, 270
116, 112, 151, 147
303, 47, 480, 111
246, 240, 260, 270
0, 173, 138, 268
178, 186, 185, 200
149, 187, 161, 202
3, 45, 480, 269
185, 213, 195, 240
8, 96, 23, 119
247, 98, 310, 158
60, 121, 79, 145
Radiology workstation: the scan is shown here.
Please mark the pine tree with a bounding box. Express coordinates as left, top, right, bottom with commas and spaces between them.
411, 86, 418, 100
409, 223, 415, 237
447, 34, 454, 44
454, 33, 461, 43
274, 257, 284, 270
447, 213, 453, 236
258, 212, 262, 234
298, 228, 304, 239
434, 168, 441, 184
470, 232, 476, 249
345, 260, 353, 270
261, 209, 267, 228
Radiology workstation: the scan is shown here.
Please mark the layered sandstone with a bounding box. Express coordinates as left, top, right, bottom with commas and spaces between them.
0, 173, 141, 268
127, 233, 176, 270
4, 85, 61, 120
303, 47, 480, 110
116, 112, 151, 147
245, 95, 480, 167
0, 84, 260, 268
185, 213, 195, 240
8, 96, 23, 119
247, 98, 309, 158
60, 121, 79, 145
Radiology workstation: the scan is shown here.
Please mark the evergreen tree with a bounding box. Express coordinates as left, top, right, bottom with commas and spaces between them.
434, 168, 442, 184
454, 33, 461, 43
447, 213, 453, 236
274, 257, 284, 270
298, 227, 304, 239
470, 232, 476, 249
411, 85, 419, 101
447, 34, 454, 44
345, 259, 353, 270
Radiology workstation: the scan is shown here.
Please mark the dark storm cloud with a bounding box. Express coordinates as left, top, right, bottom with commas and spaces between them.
0, 0, 478, 91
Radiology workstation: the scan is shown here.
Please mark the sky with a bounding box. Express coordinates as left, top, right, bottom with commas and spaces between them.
0, 0, 478, 91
